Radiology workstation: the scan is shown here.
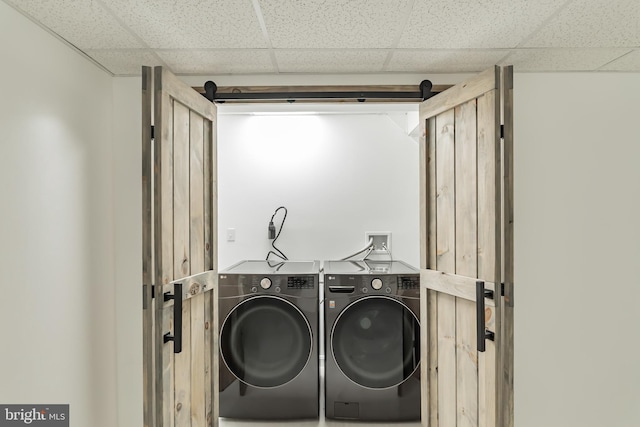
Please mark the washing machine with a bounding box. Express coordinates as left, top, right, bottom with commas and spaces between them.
324, 260, 421, 421
218, 260, 320, 419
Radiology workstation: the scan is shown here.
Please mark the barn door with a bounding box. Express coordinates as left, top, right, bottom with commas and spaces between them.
419, 66, 513, 427
142, 66, 219, 427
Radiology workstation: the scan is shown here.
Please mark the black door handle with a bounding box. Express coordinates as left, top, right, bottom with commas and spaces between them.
476, 281, 495, 353
163, 283, 183, 354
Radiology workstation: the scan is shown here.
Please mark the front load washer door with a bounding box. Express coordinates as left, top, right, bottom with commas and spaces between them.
220, 295, 312, 388
331, 296, 420, 389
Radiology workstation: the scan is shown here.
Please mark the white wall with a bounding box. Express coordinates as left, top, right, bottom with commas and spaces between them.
112, 77, 144, 427
514, 72, 640, 427
217, 108, 420, 270
0, 2, 117, 426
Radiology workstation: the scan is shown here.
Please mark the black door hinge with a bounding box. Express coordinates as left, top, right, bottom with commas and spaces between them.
501, 282, 505, 296
143, 284, 155, 309
500, 124, 504, 139
150, 125, 155, 140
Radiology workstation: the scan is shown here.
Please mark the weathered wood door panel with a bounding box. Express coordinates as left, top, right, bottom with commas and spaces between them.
419, 66, 513, 427
143, 66, 218, 427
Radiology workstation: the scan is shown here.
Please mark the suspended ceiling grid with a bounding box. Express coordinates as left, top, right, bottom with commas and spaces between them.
3, 0, 640, 76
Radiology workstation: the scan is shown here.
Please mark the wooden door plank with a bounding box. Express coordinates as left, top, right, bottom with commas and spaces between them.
174, 101, 191, 281
142, 65, 155, 427
419, 113, 439, 427
202, 115, 217, 427
421, 270, 496, 306
426, 116, 439, 427
154, 70, 175, 426
477, 88, 501, 427
190, 111, 206, 426
454, 99, 478, 278
203, 118, 213, 273
190, 295, 205, 426
418, 110, 429, 425
454, 99, 479, 427
427, 288, 438, 427
160, 305, 175, 427
456, 299, 478, 427
477, 90, 499, 286
501, 65, 515, 427
173, 100, 192, 427
175, 300, 192, 426
435, 109, 457, 427
419, 109, 428, 271
420, 67, 499, 120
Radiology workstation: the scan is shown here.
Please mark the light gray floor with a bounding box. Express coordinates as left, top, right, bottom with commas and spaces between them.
219, 363, 422, 427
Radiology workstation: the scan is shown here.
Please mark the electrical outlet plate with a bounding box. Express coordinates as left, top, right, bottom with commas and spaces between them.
365, 232, 391, 253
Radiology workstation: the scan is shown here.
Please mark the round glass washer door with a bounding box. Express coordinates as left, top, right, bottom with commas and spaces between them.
331, 296, 420, 389
220, 295, 312, 388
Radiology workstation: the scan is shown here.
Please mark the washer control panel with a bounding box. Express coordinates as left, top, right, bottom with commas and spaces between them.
326, 274, 419, 297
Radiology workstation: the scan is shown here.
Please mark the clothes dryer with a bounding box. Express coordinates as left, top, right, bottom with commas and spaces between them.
218, 260, 320, 419
324, 260, 421, 421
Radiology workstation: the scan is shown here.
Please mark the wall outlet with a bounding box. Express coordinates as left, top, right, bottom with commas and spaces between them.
365, 232, 391, 253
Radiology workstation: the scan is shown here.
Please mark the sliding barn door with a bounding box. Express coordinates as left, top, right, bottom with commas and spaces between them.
142, 66, 219, 427
419, 66, 513, 427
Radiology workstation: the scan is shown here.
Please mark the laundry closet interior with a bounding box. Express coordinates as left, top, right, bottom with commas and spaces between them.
142, 66, 513, 427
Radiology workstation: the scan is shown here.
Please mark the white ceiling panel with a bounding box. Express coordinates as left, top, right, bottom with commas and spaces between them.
157, 50, 275, 74
502, 48, 631, 71
398, 0, 564, 49
387, 50, 509, 73
5, 0, 640, 73
600, 49, 640, 71
7, 0, 143, 49
259, 0, 413, 48
85, 49, 165, 75
275, 50, 389, 73
522, 0, 640, 48
100, 0, 267, 49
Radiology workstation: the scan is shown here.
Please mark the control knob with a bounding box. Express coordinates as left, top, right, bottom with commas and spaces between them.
371, 278, 383, 290
260, 277, 272, 289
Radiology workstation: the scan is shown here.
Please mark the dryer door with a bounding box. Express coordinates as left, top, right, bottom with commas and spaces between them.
220, 296, 312, 388
331, 296, 420, 389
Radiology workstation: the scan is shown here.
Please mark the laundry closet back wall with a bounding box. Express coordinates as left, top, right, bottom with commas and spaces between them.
217, 110, 420, 270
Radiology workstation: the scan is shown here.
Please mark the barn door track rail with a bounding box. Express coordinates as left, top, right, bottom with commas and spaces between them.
198, 80, 441, 103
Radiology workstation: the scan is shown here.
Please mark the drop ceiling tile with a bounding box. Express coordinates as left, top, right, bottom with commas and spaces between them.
156, 50, 275, 74
398, 0, 562, 49
275, 50, 388, 73
85, 49, 164, 75
502, 48, 631, 71
523, 0, 640, 48
387, 50, 509, 73
7, 0, 143, 48
100, 0, 267, 48
259, 0, 414, 48
600, 50, 640, 71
